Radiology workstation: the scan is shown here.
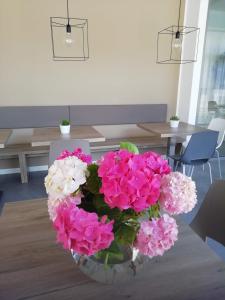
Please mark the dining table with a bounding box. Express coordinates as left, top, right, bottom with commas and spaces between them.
0, 129, 12, 148
30, 126, 105, 147
138, 122, 206, 155
0, 198, 225, 300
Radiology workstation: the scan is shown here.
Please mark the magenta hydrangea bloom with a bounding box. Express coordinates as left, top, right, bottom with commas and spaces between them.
143, 151, 171, 175
57, 148, 92, 164
135, 214, 178, 257
159, 172, 197, 215
53, 203, 114, 256
98, 150, 163, 212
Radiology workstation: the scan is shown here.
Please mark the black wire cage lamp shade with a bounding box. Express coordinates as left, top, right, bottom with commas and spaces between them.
157, 0, 200, 64
50, 0, 89, 61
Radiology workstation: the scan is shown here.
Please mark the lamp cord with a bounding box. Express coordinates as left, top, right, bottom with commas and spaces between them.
177, 0, 182, 30
67, 0, 70, 23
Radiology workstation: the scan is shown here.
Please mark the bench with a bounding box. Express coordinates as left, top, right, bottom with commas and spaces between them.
0, 104, 168, 183
0, 144, 49, 183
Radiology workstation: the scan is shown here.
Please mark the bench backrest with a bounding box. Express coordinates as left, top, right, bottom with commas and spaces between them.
69, 104, 167, 125
0, 106, 69, 129
0, 104, 167, 128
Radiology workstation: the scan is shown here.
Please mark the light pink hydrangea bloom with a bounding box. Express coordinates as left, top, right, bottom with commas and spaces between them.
135, 214, 178, 257
160, 172, 197, 215
48, 194, 82, 221
98, 150, 165, 212
57, 148, 92, 164
53, 203, 114, 256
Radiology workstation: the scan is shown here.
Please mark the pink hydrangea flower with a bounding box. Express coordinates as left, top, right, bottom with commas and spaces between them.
98, 150, 162, 212
48, 194, 82, 221
159, 172, 197, 215
53, 203, 114, 256
135, 214, 178, 257
143, 151, 171, 175
57, 148, 92, 164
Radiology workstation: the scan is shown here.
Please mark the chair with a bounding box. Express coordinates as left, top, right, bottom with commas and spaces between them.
49, 139, 90, 166
182, 118, 225, 178
169, 130, 219, 184
190, 180, 225, 247
208, 118, 225, 178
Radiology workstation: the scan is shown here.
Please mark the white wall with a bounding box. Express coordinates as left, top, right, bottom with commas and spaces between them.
0, 0, 180, 117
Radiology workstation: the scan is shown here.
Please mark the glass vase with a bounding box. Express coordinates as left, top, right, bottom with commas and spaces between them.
71, 247, 149, 284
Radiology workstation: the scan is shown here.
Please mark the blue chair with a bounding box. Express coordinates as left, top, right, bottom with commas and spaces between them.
169, 130, 219, 183
190, 181, 225, 259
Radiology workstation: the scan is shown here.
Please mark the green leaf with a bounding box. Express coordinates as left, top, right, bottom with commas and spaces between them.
86, 164, 101, 195
148, 203, 160, 220
95, 241, 124, 263
61, 119, 70, 125
92, 195, 121, 220
120, 142, 139, 154
115, 223, 137, 245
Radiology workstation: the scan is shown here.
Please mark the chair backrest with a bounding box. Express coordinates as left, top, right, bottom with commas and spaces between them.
181, 130, 219, 164
190, 180, 225, 247
208, 118, 225, 149
49, 139, 90, 166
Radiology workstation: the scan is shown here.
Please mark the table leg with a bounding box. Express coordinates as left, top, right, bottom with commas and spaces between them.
167, 137, 171, 156
167, 137, 178, 170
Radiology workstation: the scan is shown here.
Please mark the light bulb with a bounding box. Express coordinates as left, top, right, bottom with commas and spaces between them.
173, 38, 182, 49
173, 31, 182, 49
64, 23, 74, 47
65, 32, 74, 46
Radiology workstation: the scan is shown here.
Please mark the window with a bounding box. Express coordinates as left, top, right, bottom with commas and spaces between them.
196, 0, 225, 125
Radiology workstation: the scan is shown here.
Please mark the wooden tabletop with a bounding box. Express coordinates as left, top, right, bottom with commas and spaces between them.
30, 126, 105, 147
0, 199, 225, 300
0, 129, 12, 148
138, 122, 205, 138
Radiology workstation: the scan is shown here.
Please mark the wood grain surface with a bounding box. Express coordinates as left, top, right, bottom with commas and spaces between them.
31, 126, 105, 146
0, 199, 225, 300
138, 122, 205, 138
0, 129, 12, 148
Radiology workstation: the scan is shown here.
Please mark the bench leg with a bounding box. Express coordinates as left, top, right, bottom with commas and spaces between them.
18, 153, 28, 184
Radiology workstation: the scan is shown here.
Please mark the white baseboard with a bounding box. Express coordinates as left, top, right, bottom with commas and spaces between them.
0, 165, 48, 175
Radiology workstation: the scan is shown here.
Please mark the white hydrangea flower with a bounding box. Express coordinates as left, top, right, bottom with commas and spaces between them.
45, 156, 87, 199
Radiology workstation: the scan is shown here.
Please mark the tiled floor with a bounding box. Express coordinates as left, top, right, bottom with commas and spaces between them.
0, 171, 47, 203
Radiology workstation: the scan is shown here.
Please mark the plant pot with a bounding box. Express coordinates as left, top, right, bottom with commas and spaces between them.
71, 247, 147, 284
170, 120, 179, 128
60, 124, 70, 135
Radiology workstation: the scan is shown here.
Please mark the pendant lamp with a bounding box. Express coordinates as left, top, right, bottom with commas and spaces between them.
50, 0, 89, 61
157, 0, 199, 64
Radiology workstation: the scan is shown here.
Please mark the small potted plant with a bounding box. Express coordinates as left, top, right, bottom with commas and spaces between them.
60, 119, 70, 135
170, 116, 180, 128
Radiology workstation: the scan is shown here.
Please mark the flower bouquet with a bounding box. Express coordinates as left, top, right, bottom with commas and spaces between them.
45, 143, 197, 280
